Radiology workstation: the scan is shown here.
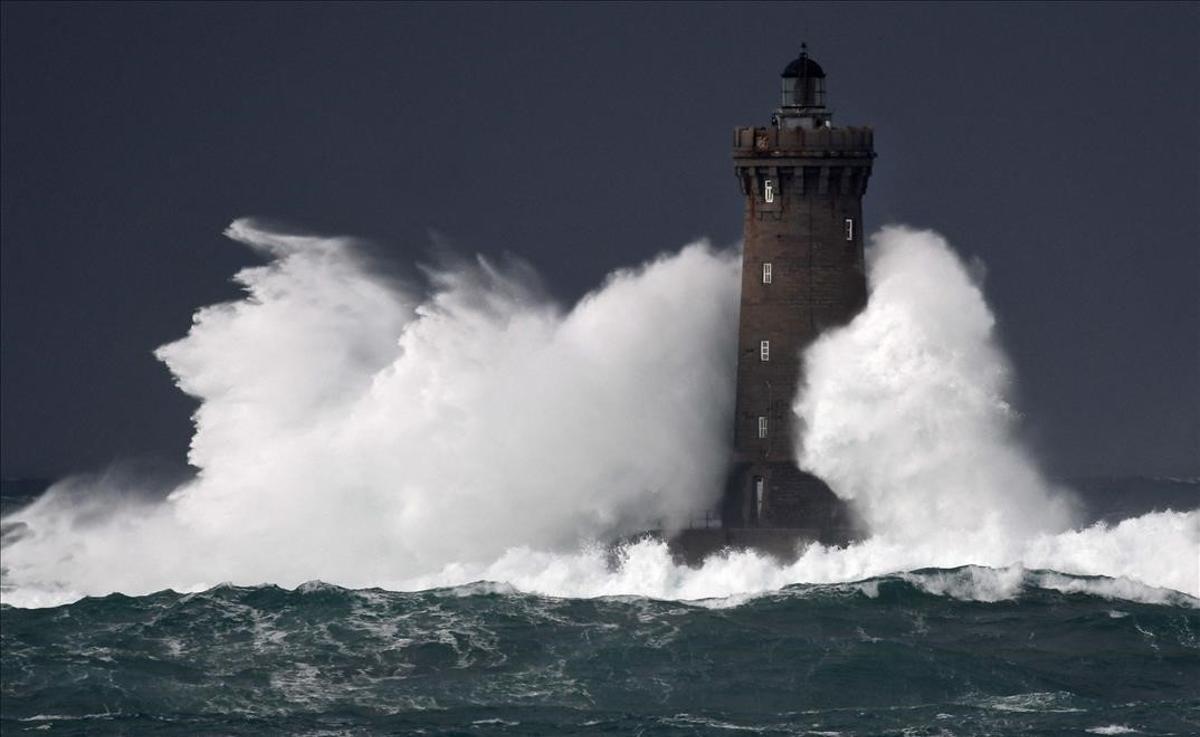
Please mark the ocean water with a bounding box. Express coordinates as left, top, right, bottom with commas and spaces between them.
2, 569, 1197, 736
3, 226, 1198, 734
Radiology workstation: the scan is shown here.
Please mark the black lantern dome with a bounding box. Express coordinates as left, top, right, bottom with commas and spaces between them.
781, 51, 825, 80
775, 43, 831, 129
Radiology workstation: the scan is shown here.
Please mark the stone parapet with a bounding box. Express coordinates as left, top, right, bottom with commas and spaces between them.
733, 125, 875, 158
733, 126, 875, 198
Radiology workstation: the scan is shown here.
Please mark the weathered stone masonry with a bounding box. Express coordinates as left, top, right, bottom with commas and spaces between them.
723, 49, 875, 539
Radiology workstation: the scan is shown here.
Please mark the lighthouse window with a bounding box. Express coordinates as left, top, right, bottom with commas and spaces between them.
760, 340, 770, 361
844, 218, 854, 241
762, 262, 772, 284
757, 416, 768, 438
763, 179, 775, 203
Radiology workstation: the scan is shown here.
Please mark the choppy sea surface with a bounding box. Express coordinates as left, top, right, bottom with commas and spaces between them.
2, 570, 1198, 737
3, 477, 1198, 735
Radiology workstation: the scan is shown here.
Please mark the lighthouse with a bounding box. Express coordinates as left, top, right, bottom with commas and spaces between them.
723, 46, 874, 541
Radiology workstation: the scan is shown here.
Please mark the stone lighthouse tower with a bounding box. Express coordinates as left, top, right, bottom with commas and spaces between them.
724, 46, 874, 540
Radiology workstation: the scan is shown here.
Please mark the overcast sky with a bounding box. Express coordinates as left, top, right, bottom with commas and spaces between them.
2, 2, 1197, 479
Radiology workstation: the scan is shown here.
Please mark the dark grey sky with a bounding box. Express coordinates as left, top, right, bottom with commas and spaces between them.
2, 2, 1197, 479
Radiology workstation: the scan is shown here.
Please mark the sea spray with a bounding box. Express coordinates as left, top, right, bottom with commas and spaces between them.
797, 225, 1075, 545
782, 225, 1085, 581
1, 220, 741, 602
1, 221, 1196, 608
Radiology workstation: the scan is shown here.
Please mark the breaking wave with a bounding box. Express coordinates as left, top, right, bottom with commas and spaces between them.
1, 221, 1196, 608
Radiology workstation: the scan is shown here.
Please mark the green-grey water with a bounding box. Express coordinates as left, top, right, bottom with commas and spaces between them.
3, 571, 1198, 736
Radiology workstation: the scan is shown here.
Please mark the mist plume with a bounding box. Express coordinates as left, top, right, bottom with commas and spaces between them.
2, 221, 1195, 607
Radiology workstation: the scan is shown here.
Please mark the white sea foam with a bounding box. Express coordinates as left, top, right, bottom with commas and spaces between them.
1, 222, 1196, 608
974, 691, 1083, 713
798, 227, 1076, 548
